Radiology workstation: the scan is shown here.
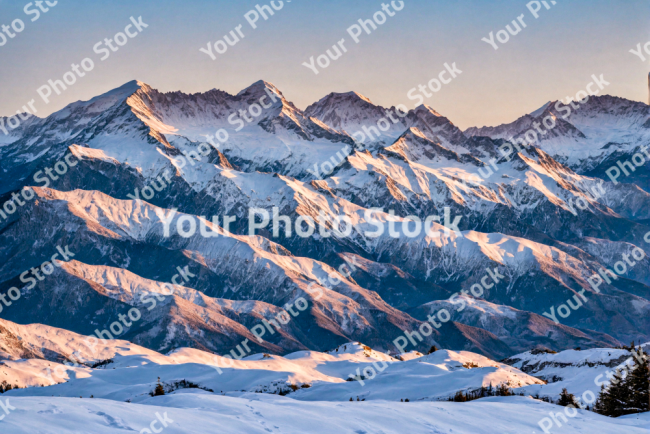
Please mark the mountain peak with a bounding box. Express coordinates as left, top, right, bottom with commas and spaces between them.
305, 91, 380, 114
95, 80, 143, 97
529, 101, 552, 118
413, 104, 443, 118
401, 126, 429, 140
338, 91, 373, 104
236, 80, 283, 99
46, 80, 146, 122
384, 125, 466, 163
301, 91, 392, 137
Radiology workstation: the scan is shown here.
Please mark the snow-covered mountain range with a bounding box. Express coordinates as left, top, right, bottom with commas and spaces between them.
1, 79, 648, 358
1, 79, 648, 432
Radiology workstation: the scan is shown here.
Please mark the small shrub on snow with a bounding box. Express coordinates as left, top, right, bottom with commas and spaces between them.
557, 388, 579, 407
149, 378, 214, 397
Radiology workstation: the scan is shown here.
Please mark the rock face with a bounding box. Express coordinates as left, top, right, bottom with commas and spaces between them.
0, 80, 648, 359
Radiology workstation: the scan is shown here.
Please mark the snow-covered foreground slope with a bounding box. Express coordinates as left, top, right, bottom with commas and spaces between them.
0, 324, 642, 433
1, 394, 645, 434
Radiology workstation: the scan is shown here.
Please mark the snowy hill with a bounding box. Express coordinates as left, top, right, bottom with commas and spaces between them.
0, 321, 643, 433
1, 320, 538, 403
3, 394, 646, 434
504, 344, 650, 401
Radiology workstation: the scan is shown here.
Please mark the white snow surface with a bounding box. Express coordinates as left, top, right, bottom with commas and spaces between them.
1, 394, 646, 434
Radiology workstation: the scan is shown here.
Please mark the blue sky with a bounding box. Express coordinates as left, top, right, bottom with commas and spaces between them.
0, 0, 648, 129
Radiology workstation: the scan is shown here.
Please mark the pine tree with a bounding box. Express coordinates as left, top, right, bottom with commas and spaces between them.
557, 388, 579, 407
605, 368, 629, 417
0, 381, 13, 393
594, 384, 612, 415
595, 349, 650, 417
496, 383, 511, 396
626, 349, 649, 414
427, 346, 438, 354
453, 391, 467, 402
154, 377, 165, 396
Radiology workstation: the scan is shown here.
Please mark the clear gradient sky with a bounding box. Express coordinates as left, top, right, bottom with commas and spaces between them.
0, 0, 648, 129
